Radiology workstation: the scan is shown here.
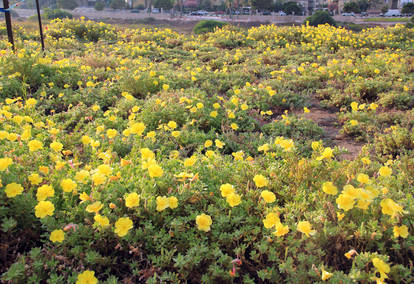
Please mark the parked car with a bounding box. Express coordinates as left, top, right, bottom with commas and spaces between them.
341, 12, 355, 16
383, 10, 402, 17
152, 8, 160, 13
262, 11, 271, 15
190, 10, 209, 16
130, 9, 140, 13
279, 11, 287, 16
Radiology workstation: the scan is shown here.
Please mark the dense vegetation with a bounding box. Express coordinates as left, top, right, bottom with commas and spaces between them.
0, 19, 413, 283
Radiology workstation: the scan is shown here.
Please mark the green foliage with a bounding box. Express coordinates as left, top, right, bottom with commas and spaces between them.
154, 0, 174, 10
282, 1, 303, 15
94, 1, 105, 11
402, 3, 414, 14
343, 2, 360, 13
193, 20, 227, 34
306, 11, 337, 26
57, 0, 78, 10
251, 0, 273, 11
110, 0, 126, 9
44, 8, 73, 20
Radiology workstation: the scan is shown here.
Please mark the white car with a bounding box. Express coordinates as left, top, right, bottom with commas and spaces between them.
383, 10, 402, 17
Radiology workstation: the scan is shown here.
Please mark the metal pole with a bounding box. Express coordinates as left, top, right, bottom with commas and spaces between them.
2, 0, 14, 50
35, 0, 45, 51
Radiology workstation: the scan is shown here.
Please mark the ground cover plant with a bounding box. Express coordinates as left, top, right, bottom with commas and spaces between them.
0, 19, 413, 283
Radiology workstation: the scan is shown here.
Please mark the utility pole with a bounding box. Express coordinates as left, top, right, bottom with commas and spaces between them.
35, 0, 45, 50
2, 0, 15, 50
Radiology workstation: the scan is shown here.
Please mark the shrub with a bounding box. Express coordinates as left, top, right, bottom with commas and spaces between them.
57, 0, 78, 10
343, 2, 361, 13
402, 3, 414, 14
43, 8, 73, 20
282, 2, 303, 15
193, 20, 227, 34
94, 1, 105, 11
305, 11, 336, 27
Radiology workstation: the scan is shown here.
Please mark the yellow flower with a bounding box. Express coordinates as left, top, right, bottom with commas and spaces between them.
171, 131, 180, 138
261, 190, 276, 203
204, 140, 213, 148
168, 196, 178, 209
75, 170, 90, 183
0, 157, 13, 171
162, 84, 169, 91
379, 166, 392, 177
273, 223, 289, 237
35, 201, 55, 218
316, 147, 333, 160
148, 164, 163, 178
344, 249, 357, 259
372, 258, 390, 280
36, 184, 54, 201
380, 198, 404, 217
79, 192, 90, 203
156, 196, 169, 212
350, 120, 358, 126
26, 98, 37, 107
141, 148, 155, 160
196, 213, 212, 232
106, 129, 117, 139
297, 221, 316, 237
303, 107, 310, 113
50, 229, 65, 243
226, 193, 241, 207
28, 173, 42, 185
361, 157, 371, 165
220, 184, 235, 197
125, 192, 140, 208
97, 164, 112, 176
76, 270, 98, 284
86, 201, 103, 214
167, 121, 177, 129
322, 182, 338, 195
253, 174, 268, 188
61, 179, 77, 193
357, 173, 370, 184
92, 172, 106, 186
5, 183, 24, 198
50, 141, 63, 152
351, 102, 359, 112
184, 156, 197, 167
263, 212, 280, 229
230, 123, 239, 130
114, 217, 133, 237
81, 135, 91, 145
393, 225, 408, 238
28, 140, 43, 152
94, 214, 110, 228
130, 122, 146, 136
321, 268, 333, 281
39, 166, 49, 175
336, 193, 355, 211
215, 139, 225, 149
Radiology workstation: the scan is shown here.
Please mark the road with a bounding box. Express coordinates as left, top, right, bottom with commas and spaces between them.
13, 8, 404, 26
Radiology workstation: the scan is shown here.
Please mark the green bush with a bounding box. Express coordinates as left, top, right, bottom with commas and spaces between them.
57, 0, 78, 10
44, 8, 73, 20
306, 11, 336, 27
193, 20, 227, 34
94, 1, 105, 11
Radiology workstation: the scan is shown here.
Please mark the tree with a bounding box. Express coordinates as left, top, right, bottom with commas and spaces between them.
251, 0, 273, 11
343, 2, 360, 13
274, 1, 284, 12
154, 0, 173, 10
402, 3, 414, 14
357, 0, 370, 12
57, 0, 78, 10
282, 2, 303, 15
110, 0, 126, 9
